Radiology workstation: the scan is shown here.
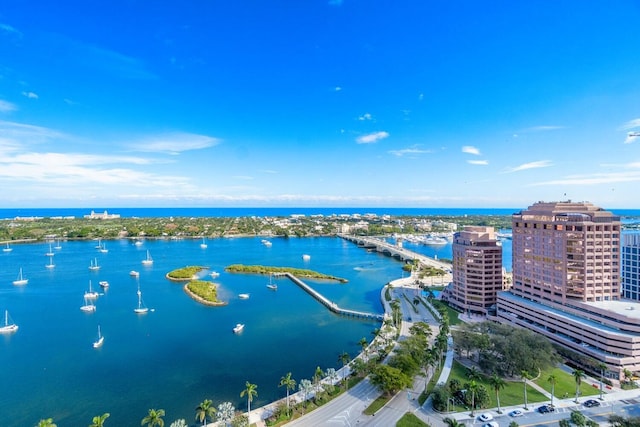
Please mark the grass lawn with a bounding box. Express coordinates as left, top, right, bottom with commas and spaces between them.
448, 360, 548, 410
396, 412, 429, 427
431, 300, 462, 326
533, 367, 600, 400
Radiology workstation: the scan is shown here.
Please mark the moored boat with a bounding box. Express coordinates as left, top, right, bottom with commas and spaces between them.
0, 310, 18, 334
233, 323, 244, 333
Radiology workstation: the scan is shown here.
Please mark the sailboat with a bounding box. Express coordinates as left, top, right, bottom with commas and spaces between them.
80, 296, 96, 312
0, 310, 18, 334
54, 240, 62, 250
12, 268, 28, 286
45, 243, 54, 257
141, 250, 153, 266
84, 280, 99, 299
99, 242, 108, 253
45, 256, 55, 269
2, 242, 12, 252
95, 239, 103, 249
89, 258, 100, 271
200, 237, 208, 249
92, 325, 104, 348
266, 274, 277, 291
134, 283, 149, 314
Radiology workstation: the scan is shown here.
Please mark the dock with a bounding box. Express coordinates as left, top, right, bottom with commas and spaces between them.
281, 272, 384, 322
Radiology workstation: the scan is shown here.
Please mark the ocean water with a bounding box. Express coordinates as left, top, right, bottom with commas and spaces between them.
0, 237, 400, 426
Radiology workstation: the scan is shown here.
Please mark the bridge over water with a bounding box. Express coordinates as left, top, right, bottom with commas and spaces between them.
339, 234, 453, 282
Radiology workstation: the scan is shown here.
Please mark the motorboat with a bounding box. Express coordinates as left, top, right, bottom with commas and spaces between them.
239, 293, 250, 299
233, 323, 244, 333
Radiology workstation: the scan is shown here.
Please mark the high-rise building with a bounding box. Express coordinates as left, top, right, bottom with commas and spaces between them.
622, 233, 640, 301
496, 201, 640, 381
448, 226, 503, 316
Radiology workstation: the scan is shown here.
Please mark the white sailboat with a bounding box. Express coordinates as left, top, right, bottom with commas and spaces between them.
266, 274, 277, 291
45, 243, 54, 257
95, 239, 103, 249
93, 325, 104, 348
54, 240, 62, 250
134, 283, 149, 314
141, 250, 153, 266
99, 242, 108, 253
0, 310, 18, 334
80, 296, 96, 312
89, 258, 100, 271
84, 280, 99, 299
200, 237, 208, 249
2, 242, 12, 252
12, 268, 28, 286
45, 256, 55, 269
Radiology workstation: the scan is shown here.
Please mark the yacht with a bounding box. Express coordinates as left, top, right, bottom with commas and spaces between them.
80, 296, 96, 312
238, 293, 250, 299
89, 258, 100, 271
200, 237, 208, 249
99, 281, 110, 288
0, 310, 18, 334
129, 270, 140, 277
92, 325, 104, 348
233, 323, 245, 333
261, 239, 273, 247
12, 268, 28, 286
84, 280, 99, 299
141, 250, 153, 266
2, 242, 12, 252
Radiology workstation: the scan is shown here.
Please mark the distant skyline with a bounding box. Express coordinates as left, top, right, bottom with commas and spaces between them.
1, 1, 639, 208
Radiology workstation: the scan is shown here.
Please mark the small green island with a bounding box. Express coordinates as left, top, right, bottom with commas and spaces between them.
166, 265, 206, 282
225, 264, 348, 283
166, 266, 227, 306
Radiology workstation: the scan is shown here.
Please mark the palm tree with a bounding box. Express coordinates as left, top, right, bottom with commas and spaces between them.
443, 416, 465, 427
313, 365, 324, 399
278, 372, 296, 416
467, 366, 481, 382
325, 367, 339, 393
489, 374, 506, 413
141, 408, 165, 427
169, 420, 187, 427
89, 413, 110, 427
240, 381, 258, 415
195, 399, 216, 426
521, 370, 531, 410
359, 337, 369, 361
36, 419, 57, 427
547, 374, 557, 406
598, 362, 607, 400
623, 368, 633, 384
572, 369, 585, 403
298, 379, 313, 411
338, 351, 351, 389
468, 379, 479, 416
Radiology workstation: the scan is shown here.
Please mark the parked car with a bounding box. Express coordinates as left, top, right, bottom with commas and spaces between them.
538, 404, 555, 413
509, 409, 524, 417
583, 399, 601, 407
478, 412, 494, 422
482, 422, 499, 427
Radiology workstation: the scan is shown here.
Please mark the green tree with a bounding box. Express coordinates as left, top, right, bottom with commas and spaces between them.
338, 351, 351, 389
467, 379, 479, 416
547, 374, 557, 406
89, 413, 110, 427
216, 402, 235, 427
313, 366, 324, 399
195, 399, 216, 426
359, 337, 369, 361
298, 379, 313, 411
489, 374, 506, 413
169, 420, 187, 427
571, 410, 587, 426
572, 369, 585, 403
141, 409, 165, 427
598, 362, 607, 400
443, 417, 465, 427
36, 419, 57, 427
278, 372, 296, 416
521, 370, 531, 410
370, 364, 412, 396
240, 381, 258, 414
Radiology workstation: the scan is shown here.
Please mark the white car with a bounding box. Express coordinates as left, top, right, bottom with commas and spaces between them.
509, 409, 524, 417
482, 422, 499, 427
478, 413, 494, 422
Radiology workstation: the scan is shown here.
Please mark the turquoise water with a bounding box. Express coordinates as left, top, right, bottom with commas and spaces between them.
0, 237, 399, 426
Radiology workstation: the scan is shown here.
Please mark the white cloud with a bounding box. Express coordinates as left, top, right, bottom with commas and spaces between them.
0, 120, 65, 144
22, 91, 38, 99
334, 86, 342, 92
418, 93, 424, 101
520, 125, 564, 132
532, 171, 640, 187
356, 131, 389, 144
462, 146, 480, 155
0, 100, 17, 113
503, 160, 553, 173
0, 24, 22, 37
128, 132, 220, 154
624, 132, 640, 144
388, 147, 431, 157
619, 118, 640, 131
467, 160, 488, 165
358, 113, 373, 121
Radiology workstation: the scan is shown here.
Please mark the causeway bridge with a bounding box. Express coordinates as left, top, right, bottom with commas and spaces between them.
339, 234, 453, 276
281, 272, 384, 322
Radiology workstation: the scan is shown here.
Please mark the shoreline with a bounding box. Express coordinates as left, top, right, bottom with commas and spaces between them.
182, 283, 227, 307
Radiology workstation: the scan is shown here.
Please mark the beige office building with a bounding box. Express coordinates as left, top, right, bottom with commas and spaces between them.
496, 201, 640, 381
449, 226, 504, 316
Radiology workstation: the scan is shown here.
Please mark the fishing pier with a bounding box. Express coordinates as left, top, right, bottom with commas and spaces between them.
282, 272, 384, 322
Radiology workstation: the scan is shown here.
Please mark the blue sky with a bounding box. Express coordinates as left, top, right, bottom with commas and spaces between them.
1, 1, 640, 208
